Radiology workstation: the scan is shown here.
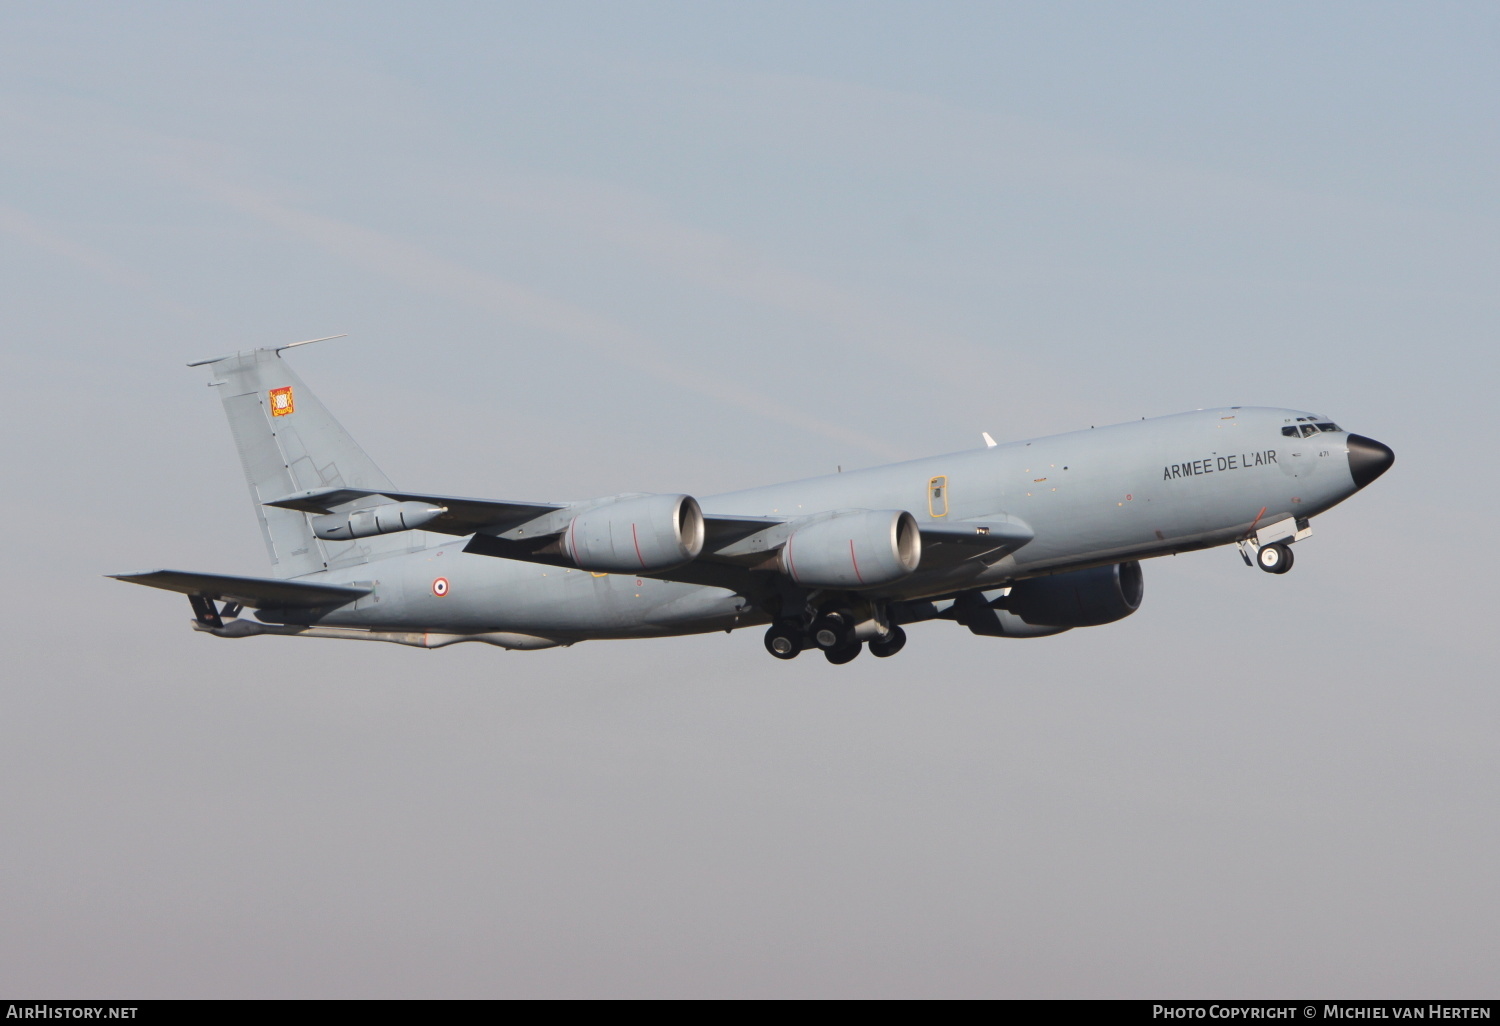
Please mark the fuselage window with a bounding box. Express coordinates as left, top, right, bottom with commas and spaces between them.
1301, 424, 1318, 437
1282, 426, 1299, 437
1316, 422, 1339, 432
928, 476, 949, 517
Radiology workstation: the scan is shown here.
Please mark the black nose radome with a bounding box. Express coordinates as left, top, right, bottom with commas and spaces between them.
1347, 434, 1395, 489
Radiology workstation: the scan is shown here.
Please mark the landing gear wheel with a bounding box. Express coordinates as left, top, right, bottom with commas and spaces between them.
811, 612, 854, 651
1257, 542, 1294, 574
824, 641, 862, 665
868, 625, 907, 658
764, 620, 804, 660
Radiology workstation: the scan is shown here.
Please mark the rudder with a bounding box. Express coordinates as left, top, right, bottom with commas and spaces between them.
197, 346, 417, 578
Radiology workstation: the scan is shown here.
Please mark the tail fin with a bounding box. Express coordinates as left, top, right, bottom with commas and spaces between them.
194, 343, 418, 578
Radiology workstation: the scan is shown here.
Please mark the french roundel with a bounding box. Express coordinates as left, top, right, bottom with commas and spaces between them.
432, 577, 449, 597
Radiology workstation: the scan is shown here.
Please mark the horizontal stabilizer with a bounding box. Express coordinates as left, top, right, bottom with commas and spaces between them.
108, 569, 369, 608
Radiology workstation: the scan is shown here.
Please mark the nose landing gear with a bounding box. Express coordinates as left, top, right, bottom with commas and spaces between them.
1256, 542, 1294, 574
1238, 515, 1311, 575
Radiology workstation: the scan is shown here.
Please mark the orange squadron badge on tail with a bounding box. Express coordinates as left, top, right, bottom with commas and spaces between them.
269, 386, 295, 416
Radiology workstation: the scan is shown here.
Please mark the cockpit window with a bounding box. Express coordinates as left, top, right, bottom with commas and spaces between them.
1284, 421, 1342, 438
1283, 419, 1342, 437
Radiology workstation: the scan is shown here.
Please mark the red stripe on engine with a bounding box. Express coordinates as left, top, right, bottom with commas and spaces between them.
849, 539, 865, 584
632, 523, 645, 568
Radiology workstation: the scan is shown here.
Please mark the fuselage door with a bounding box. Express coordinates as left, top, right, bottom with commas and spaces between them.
928, 475, 949, 518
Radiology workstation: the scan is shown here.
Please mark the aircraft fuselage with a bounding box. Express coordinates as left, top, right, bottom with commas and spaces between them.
273, 406, 1377, 642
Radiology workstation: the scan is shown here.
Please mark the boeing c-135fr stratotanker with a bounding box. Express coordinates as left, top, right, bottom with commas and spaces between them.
113, 337, 1394, 664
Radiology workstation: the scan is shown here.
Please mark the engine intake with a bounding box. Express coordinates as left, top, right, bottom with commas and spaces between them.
780, 510, 922, 589
563, 494, 705, 573
1007, 561, 1143, 627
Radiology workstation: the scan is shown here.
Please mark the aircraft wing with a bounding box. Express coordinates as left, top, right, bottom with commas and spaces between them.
263, 480, 1031, 589
917, 517, 1034, 567
264, 486, 784, 547
466, 510, 1032, 592
263, 487, 562, 536
461, 511, 785, 590
109, 569, 370, 607
377, 491, 563, 536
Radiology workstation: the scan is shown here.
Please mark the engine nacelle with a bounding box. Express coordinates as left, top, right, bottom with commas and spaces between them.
951, 590, 1072, 638
311, 501, 446, 541
780, 510, 922, 589
563, 493, 705, 573
1007, 561, 1143, 628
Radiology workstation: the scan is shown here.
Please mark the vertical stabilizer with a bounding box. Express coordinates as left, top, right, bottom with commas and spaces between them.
198, 347, 416, 578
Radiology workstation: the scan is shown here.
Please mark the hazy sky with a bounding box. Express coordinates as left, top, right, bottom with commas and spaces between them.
2, 2, 1496, 998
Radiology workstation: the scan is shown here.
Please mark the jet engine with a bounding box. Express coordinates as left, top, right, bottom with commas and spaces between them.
311, 501, 446, 541
949, 590, 1072, 638
563, 493, 705, 573
1005, 561, 1143, 628
780, 510, 922, 589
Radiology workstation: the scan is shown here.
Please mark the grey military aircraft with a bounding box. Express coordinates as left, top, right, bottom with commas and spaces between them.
113, 338, 1394, 664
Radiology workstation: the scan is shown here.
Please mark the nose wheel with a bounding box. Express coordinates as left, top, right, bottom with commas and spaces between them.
1257, 542, 1294, 574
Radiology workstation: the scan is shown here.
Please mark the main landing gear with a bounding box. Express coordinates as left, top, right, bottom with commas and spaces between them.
811, 611, 862, 664
762, 607, 907, 663
868, 625, 907, 658
764, 619, 803, 660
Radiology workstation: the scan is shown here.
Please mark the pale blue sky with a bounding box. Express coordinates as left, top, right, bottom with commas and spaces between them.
2, 2, 1496, 997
